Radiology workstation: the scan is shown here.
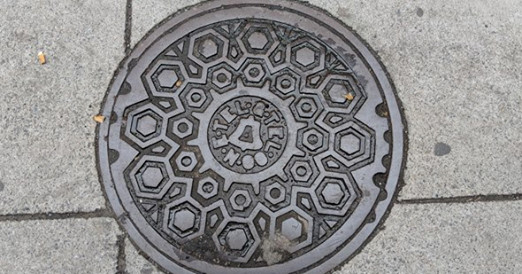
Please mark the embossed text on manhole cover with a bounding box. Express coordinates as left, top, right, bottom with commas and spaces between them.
97, 1, 406, 273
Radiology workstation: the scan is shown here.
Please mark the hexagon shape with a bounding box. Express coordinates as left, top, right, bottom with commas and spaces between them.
295, 97, 318, 118
312, 173, 360, 216
284, 156, 319, 187
151, 64, 185, 93
193, 33, 224, 62
172, 117, 194, 139
185, 87, 209, 109
135, 161, 168, 191
226, 228, 248, 250
143, 60, 189, 97
129, 157, 174, 200
322, 78, 367, 113
230, 189, 252, 211
215, 222, 259, 263
274, 208, 313, 252
208, 63, 236, 93
289, 160, 313, 182
291, 41, 321, 71
164, 201, 202, 238
241, 59, 267, 85
175, 151, 197, 172
301, 128, 327, 152
197, 176, 219, 199
321, 182, 345, 205
127, 106, 164, 147
241, 26, 274, 54
140, 164, 165, 188
133, 110, 161, 140
333, 121, 374, 167
265, 182, 286, 205
281, 217, 302, 241
270, 68, 300, 99
340, 133, 361, 155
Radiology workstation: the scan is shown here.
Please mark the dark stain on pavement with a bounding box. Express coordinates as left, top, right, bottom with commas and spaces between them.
434, 142, 451, 156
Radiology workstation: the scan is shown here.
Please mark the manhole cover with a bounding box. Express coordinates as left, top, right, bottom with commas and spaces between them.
97, 1, 406, 273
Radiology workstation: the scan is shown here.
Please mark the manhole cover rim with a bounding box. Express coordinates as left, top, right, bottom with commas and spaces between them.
96, 1, 406, 273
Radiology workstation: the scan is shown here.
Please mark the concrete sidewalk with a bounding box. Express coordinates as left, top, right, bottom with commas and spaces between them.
0, 0, 520, 273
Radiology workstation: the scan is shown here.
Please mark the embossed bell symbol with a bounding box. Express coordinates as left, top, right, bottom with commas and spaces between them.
228, 116, 263, 151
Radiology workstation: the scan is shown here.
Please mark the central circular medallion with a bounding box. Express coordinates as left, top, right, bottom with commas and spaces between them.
96, 1, 407, 273
208, 95, 288, 173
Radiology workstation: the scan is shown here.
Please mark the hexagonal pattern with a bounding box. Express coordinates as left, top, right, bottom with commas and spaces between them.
164, 201, 202, 239
192, 32, 224, 63
271, 68, 300, 98
172, 117, 194, 139
230, 189, 252, 211
291, 41, 321, 71
242, 27, 274, 54
241, 60, 267, 85
333, 120, 375, 167
274, 208, 313, 252
265, 182, 286, 205
322, 78, 367, 113
313, 173, 361, 216
321, 182, 345, 205
108, 15, 397, 271
215, 222, 259, 263
185, 87, 209, 109
175, 151, 198, 172
129, 157, 174, 200
197, 177, 219, 199
290, 160, 313, 182
151, 64, 185, 93
127, 106, 164, 147
301, 128, 328, 153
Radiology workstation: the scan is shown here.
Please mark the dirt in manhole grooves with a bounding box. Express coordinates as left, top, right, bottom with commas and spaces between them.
96, 1, 407, 273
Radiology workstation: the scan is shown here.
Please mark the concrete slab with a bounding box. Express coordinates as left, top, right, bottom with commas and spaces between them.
132, 0, 522, 199
337, 201, 522, 273
325, 0, 522, 199
131, 0, 203, 47
123, 201, 522, 273
126, 238, 164, 274
0, 0, 126, 214
0, 218, 121, 273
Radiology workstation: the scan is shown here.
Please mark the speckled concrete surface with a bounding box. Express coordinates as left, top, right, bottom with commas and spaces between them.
0, 0, 520, 273
336, 201, 522, 273
0, 218, 121, 273
0, 0, 126, 214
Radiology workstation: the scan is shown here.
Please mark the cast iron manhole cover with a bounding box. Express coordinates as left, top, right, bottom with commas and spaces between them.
97, 1, 406, 273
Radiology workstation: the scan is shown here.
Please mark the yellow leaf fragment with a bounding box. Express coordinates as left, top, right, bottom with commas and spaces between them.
344, 93, 354, 101
38, 51, 46, 64
93, 115, 105, 123
175, 80, 182, 87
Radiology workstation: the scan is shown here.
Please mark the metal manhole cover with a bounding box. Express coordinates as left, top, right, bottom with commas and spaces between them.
96, 1, 406, 273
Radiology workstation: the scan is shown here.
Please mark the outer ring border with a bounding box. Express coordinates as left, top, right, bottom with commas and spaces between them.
95, 0, 409, 273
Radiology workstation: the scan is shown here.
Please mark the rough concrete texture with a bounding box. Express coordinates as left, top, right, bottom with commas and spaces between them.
0, 218, 121, 273
126, 238, 164, 274
0, 0, 125, 214
123, 201, 522, 274
132, 0, 204, 47
336, 201, 522, 273
131, 0, 522, 198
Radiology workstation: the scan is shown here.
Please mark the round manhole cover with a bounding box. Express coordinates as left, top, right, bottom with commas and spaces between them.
97, 1, 406, 273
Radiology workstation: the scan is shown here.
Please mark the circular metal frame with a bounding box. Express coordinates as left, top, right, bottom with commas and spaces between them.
96, 1, 407, 273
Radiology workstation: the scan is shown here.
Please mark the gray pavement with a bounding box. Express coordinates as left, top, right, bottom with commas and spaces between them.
0, 0, 520, 273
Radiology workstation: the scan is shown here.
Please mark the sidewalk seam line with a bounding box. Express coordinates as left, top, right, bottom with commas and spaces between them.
0, 208, 113, 222
124, 0, 133, 54
116, 234, 127, 274
398, 193, 522, 204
